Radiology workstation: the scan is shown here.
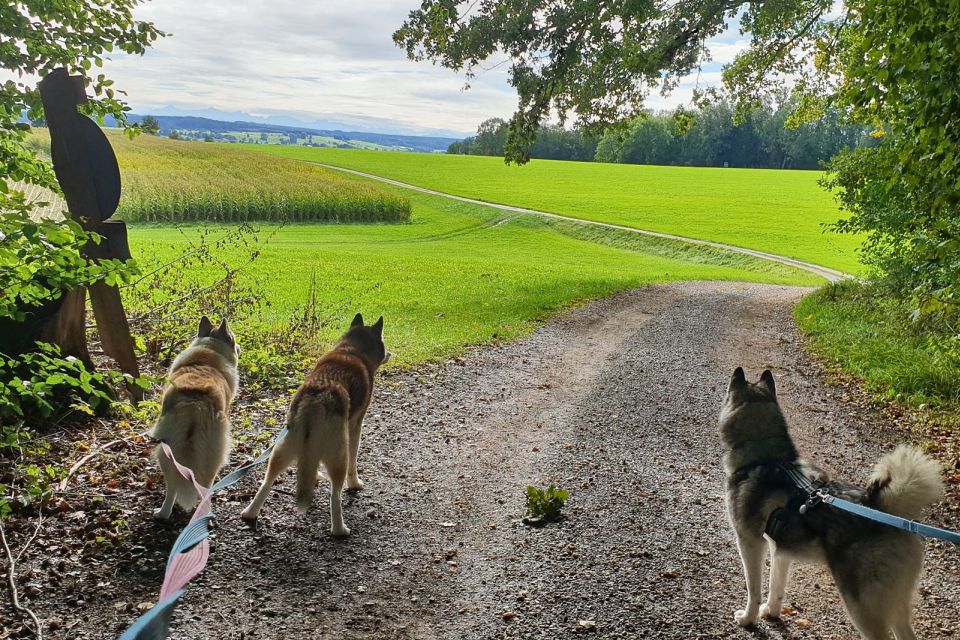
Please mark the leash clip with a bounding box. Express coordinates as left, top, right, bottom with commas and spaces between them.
799, 487, 829, 514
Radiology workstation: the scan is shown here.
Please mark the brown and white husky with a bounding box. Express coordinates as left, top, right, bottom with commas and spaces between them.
151, 316, 239, 520
241, 313, 390, 536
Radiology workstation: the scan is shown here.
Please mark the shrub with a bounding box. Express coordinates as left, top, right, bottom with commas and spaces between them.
523, 484, 569, 526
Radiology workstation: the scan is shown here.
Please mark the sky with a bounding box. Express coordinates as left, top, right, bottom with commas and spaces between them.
91, 1, 747, 138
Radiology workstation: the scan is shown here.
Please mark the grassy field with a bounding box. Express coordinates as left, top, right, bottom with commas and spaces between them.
253, 147, 862, 274
104, 133, 409, 223
127, 183, 822, 367
215, 131, 396, 150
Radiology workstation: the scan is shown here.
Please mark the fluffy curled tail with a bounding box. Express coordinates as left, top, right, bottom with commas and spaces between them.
869, 446, 944, 519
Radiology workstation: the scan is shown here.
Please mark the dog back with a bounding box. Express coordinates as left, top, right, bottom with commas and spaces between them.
295, 351, 372, 421
162, 347, 235, 419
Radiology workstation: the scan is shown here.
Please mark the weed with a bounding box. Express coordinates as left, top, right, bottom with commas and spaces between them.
523, 484, 569, 526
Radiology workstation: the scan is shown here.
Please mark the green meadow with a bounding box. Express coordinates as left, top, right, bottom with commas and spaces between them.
254, 147, 861, 274
127, 183, 821, 366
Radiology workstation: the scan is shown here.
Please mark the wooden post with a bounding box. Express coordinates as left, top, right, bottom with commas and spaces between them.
37, 68, 142, 401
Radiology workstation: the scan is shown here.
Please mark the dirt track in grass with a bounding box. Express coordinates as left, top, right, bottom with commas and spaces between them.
8, 282, 958, 639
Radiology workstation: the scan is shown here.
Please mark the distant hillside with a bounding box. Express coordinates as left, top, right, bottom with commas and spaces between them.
114, 115, 459, 153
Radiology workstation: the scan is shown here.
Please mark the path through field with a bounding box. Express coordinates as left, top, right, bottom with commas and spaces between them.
309, 163, 850, 283
135, 282, 956, 639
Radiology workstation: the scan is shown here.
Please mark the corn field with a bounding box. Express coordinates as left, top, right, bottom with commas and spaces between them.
105, 132, 411, 223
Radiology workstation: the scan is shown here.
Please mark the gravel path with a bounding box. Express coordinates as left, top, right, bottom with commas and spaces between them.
42, 282, 958, 639
310, 163, 850, 283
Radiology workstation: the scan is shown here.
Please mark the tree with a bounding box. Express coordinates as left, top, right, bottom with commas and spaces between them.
1, 2, 162, 426
472, 118, 508, 156
529, 126, 598, 161
447, 140, 468, 154
1, 1, 164, 204
396, 0, 960, 316
619, 117, 677, 166
1, 1, 163, 317
141, 114, 161, 134
395, 1, 752, 163
593, 133, 624, 164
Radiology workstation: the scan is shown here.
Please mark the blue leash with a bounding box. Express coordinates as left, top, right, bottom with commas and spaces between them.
118, 427, 287, 640
778, 463, 960, 545
821, 493, 960, 544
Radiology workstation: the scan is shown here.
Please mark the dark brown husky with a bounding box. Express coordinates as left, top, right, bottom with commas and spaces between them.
241, 314, 390, 536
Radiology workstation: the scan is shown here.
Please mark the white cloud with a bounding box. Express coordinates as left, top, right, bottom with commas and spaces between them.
5, 2, 748, 135
97, 0, 516, 135
703, 38, 749, 65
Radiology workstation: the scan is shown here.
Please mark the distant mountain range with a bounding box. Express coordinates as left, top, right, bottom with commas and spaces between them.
110, 114, 461, 153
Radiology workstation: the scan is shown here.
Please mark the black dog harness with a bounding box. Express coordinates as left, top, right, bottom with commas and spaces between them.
763, 463, 826, 541
764, 462, 960, 546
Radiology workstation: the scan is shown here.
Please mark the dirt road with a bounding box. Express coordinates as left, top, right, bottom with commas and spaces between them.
56, 282, 959, 639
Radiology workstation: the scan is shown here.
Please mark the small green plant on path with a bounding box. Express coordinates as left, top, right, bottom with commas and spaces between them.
523, 485, 569, 527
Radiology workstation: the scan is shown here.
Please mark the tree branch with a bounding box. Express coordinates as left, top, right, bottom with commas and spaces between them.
1, 517, 44, 639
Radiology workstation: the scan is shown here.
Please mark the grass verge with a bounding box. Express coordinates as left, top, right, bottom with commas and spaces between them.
795, 280, 960, 408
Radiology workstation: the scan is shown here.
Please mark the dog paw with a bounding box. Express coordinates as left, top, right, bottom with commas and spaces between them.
330, 525, 352, 537
346, 477, 364, 491
239, 508, 259, 528
760, 604, 781, 620
734, 609, 758, 627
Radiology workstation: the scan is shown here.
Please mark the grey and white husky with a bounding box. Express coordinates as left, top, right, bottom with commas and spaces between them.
720, 367, 943, 640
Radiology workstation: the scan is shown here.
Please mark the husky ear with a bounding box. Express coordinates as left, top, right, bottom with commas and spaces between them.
198, 315, 213, 337
728, 366, 747, 392
759, 369, 776, 396
351, 313, 364, 328
215, 318, 236, 344
372, 316, 384, 337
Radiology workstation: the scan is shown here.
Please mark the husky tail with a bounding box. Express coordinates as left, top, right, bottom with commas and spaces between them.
292, 389, 349, 514
295, 432, 323, 514
152, 399, 226, 514
869, 445, 944, 519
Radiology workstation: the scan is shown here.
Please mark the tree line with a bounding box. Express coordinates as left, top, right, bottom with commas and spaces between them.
450, 101, 876, 170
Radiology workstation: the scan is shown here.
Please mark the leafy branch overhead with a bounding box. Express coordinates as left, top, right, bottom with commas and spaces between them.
395, 2, 957, 182
396, 0, 960, 321
0, 1, 162, 319
0, 0, 165, 195
396, 0, 749, 163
